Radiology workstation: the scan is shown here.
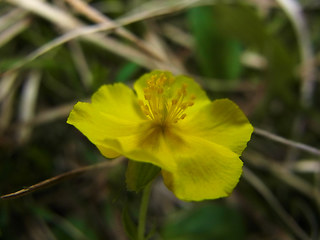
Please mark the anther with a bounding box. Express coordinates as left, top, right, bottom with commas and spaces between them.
180, 113, 186, 120
144, 94, 151, 100
187, 101, 194, 107
157, 88, 164, 94
190, 94, 196, 100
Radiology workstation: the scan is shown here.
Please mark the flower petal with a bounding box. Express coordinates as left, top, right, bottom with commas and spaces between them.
100, 123, 183, 171
162, 135, 243, 201
67, 83, 145, 158
101, 126, 243, 201
181, 99, 253, 155
90, 83, 145, 120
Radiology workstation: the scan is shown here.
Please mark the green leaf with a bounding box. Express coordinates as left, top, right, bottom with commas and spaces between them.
212, 4, 269, 49
122, 206, 138, 240
264, 38, 296, 103
115, 62, 140, 82
161, 204, 245, 240
125, 161, 160, 192
31, 205, 99, 240
188, 5, 242, 80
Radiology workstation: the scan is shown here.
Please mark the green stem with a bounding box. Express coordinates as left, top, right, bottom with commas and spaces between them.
137, 182, 152, 240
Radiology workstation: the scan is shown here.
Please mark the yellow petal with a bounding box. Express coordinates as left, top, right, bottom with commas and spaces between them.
101, 124, 243, 201
162, 135, 243, 201
90, 83, 145, 120
100, 123, 183, 171
67, 83, 145, 158
181, 99, 253, 155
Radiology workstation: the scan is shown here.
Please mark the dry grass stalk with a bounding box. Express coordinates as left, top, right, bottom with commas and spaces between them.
0, 17, 30, 47
243, 167, 310, 240
65, 0, 165, 61
17, 70, 42, 144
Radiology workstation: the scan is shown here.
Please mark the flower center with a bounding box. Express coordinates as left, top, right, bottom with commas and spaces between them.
139, 73, 195, 126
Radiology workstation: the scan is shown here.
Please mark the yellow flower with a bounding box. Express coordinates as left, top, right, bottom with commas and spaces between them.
67, 70, 253, 201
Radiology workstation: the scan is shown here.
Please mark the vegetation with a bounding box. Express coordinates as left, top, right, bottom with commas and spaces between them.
0, 0, 319, 239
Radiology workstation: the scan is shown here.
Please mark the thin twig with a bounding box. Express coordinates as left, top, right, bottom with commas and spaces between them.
243, 167, 310, 240
1, 156, 126, 200
244, 150, 320, 207
254, 127, 320, 156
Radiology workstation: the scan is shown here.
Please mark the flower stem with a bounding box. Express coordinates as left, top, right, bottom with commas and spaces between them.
137, 182, 152, 240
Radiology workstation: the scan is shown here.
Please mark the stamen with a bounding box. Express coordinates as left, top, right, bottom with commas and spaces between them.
139, 73, 195, 125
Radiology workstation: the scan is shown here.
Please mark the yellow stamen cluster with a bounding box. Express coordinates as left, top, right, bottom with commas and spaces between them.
139, 73, 195, 125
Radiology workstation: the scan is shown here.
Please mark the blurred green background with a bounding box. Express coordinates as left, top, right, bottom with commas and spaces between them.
0, 0, 319, 239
